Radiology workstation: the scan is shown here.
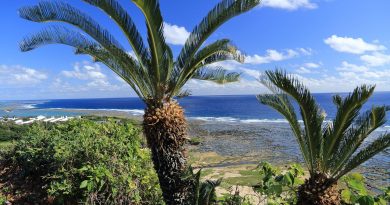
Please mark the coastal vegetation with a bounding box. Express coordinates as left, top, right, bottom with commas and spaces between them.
1, 118, 163, 204
18, 0, 261, 203
257, 70, 390, 205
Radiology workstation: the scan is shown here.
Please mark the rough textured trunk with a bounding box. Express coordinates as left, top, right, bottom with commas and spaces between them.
143, 101, 193, 205
297, 173, 340, 205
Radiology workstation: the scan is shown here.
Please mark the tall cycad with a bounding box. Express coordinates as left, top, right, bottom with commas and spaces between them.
19, 0, 261, 204
257, 70, 390, 205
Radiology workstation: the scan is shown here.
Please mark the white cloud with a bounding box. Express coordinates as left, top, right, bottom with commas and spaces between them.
0, 65, 47, 85
296, 66, 312, 74
59, 61, 121, 92
324, 35, 386, 54
298, 48, 314, 55
336, 61, 368, 72
304, 62, 320, 68
163, 22, 190, 45
245, 48, 310, 64
184, 79, 265, 95
61, 62, 106, 80
360, 52, 390, 67
261, 0, 317, 10
292, 71, 390, 93
295, 62, 322, 74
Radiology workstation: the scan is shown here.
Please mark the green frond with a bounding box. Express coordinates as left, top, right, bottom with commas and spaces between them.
324, 85, 375, 159
198, 178, 222, 204
176, 0, 260, 70
82, 0, 150, 68
335, 133, 390, 180
257, 93, 312, 169
328, 106, 388, 175
332, 95, 342, 108
19, 1, 154, 98
132, 0, 173, 97
191, 67, 240, 84
20, 25, 96, 52
261, 70, 325, 173
172, 40, 244, 95
185, 39, 243, 70
19, 1, 124, 52
20, 26, 146, 98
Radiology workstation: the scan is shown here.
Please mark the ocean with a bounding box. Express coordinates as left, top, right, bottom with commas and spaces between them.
2, 92, 389, 127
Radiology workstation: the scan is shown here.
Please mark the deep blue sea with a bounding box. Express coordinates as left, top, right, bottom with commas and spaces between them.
1, 92, 390, 127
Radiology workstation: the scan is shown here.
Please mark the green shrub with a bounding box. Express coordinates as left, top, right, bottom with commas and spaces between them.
7, 119, 163, 204
252, 162, 304, 205
0, 121, 29, 141
341, 173, 389, 205
219, 186, 252, 205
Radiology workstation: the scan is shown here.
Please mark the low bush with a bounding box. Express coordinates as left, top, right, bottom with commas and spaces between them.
341, 173, 389, 205
0, 121, 29, 141
250, 162, 304, 204
219, 186, 252, 205
1, 119, 163, 204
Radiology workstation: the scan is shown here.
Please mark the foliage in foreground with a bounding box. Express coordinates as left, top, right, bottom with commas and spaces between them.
218, 163, 389, 205
253, 162, 304, 204
0, 121, 29, 141
1, 119, 163, 204
341, 173, 389, 205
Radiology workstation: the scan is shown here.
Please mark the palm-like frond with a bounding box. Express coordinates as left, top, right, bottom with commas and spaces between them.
132, 0, 172, 96
328, 106, 387, 175
171, 40, 244, 96
19, 26, 146, 98
176, 39, 243, 83
177, 0, 260, 70
257, 93, 311, 171
323, 85, 375, 159
18, 1, 150, 91
260, 70, 325, 174
258, 70, 390, 183
185, 167, 221, 205
335, 133, 390, 180
82, 0, 150, 68
19, 1, 125, 55
192, 67, 240, 84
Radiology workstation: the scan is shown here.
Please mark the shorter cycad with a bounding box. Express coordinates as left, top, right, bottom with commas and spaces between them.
257, 70, 390, 205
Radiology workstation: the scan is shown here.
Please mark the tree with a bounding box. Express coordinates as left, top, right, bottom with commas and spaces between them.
19, 0, 260, 204
257, 70, 390, 205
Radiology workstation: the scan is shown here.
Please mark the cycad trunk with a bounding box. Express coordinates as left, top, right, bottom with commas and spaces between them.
297, 173, 340, 205
143, 101, 193, 205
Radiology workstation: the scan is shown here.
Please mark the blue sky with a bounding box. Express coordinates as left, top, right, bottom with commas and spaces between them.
1, 0, 390, 100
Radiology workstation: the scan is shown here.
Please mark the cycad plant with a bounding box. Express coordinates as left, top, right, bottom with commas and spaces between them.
19, 0, 261, 204
257, 70, 390, 205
